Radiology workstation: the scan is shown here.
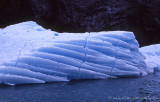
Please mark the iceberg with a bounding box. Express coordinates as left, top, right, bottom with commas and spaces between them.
0, 21, 147, 85
140, 44, 160, 73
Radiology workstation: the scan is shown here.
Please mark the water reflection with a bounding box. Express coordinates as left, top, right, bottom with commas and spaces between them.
0, 73, 160, 102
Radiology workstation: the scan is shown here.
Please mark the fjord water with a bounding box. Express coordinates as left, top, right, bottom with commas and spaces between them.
0, 72, 160, 102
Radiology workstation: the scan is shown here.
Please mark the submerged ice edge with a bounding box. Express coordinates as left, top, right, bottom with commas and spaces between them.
0, 21, 157, 85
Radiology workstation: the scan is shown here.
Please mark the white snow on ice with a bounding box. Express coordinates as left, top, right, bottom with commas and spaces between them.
140, 44, 160, 73
0, 21, 149, 85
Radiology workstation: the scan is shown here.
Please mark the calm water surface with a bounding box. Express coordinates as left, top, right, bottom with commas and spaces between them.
0, 72, 160, 102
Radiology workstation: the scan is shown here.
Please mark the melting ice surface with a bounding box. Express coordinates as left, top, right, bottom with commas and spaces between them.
140, 44, 160, 72
0, 21, 148, 85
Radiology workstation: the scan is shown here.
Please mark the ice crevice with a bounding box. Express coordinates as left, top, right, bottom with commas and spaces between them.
15, 43, 28, 67
83, 33, 91, 63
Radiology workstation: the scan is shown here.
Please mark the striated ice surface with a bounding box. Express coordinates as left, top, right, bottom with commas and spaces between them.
0, 21, 147, 85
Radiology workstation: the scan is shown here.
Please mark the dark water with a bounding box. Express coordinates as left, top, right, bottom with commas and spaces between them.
0, 73, 160, 102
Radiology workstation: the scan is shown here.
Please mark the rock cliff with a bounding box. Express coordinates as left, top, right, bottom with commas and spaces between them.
0, 0, 160, 46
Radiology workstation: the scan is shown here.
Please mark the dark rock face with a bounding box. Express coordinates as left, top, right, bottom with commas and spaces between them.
0, 0, 160, 46
0, 0, 34, 27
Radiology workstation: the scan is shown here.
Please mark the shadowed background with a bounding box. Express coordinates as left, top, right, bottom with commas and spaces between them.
0, 0, 160, 46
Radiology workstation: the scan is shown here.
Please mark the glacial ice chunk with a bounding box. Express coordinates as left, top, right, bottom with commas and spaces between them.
0, 21, 147, 85
140, 44, 160, 72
